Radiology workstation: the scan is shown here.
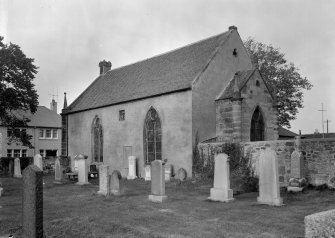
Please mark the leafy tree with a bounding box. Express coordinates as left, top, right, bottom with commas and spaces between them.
244, 38, 312, 128
0, 36, 39, 148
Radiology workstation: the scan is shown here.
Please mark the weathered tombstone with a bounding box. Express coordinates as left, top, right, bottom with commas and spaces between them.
97, 165, 110, 195
144, 164, 151, 181
209, 153, 234, 202
164, 164, 171, 182
14, 158, 22, 178
287, 149, 306, 192
305, 209, 335, 238
327, 177, 335, 190
54, 157, 63, 184
110, 170, 123, 195
177, 168, 187, 181
8, 159, 14, 176
75, 154, 90, 185
149, 160, 167, 202
34, 154, 43, 171
22, 165, 44, 238
127, 156, 137, 180
257, 148, 283, 206
0, 183, 3, 197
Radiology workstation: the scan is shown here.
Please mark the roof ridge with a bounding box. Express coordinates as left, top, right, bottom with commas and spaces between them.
104, 30, 231, 75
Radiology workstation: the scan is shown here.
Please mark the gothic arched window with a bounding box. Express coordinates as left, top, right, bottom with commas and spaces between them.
92, 116, 103, 162
250, 107, 265, 141
143, 107, 161, 163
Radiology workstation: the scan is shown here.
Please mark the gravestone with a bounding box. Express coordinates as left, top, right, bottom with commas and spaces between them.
164, 164, 171, 182
22, 165, 44, 238
54, 157, 63, 184
8, 159, 14, 176
287, 150, 306, 192
177, 168, 187, 181
76, 154, 90, 185
97, 165, 110, 195
209, 153, 234, 202
327, 177, 335, 190
110, 170, 123, 195
14, 158, 22, 178
257, 148, 283, 206
34, 154, 43, 171
144, 165, 151, 181
127, 156, 137, 180
0, 182, 3, 196
149, 160, 167, 202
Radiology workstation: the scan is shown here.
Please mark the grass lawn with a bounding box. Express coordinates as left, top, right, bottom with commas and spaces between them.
0, 174, 334, 238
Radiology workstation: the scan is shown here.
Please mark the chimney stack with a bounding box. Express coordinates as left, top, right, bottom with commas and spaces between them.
99, 60, 112, 75
50, 99, 57, 113
63, 92, 68, 109
229, 25, 237, 31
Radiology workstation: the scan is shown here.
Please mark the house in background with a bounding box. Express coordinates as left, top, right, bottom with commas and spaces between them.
61, 26, 278, 178
0, 100, 61, 159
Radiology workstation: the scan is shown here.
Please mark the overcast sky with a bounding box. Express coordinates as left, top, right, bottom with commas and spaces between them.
1, 0, 334, 134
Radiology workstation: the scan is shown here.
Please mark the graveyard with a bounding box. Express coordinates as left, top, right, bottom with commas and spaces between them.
1, 171, 335, 237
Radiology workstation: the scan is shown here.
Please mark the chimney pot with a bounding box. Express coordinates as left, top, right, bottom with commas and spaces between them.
99, 60, 112, 75
229, 25, 237, 31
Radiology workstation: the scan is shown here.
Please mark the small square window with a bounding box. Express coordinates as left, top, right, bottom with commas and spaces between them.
39, 129, 44, 138
119, 110, 125, 121
46, 129, 51, 138
14, 149, 20, 158
22, 150, 27, 157
7, 149, 12, 157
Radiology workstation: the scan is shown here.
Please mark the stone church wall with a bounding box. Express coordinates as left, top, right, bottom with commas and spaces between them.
198, 138, 335, 186
67, 90, 193, 177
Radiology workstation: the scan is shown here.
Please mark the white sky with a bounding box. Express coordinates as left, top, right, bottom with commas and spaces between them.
1, 0, 334, 134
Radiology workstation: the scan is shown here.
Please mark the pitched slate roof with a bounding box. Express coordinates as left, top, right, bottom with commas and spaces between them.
2, 106, 61, 128
216, 69, 255, 100
64, 30, 234, 114
278, 126, 298, 138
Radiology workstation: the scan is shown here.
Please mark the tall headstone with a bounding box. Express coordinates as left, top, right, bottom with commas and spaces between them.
127, 156, 137, 180
149, 160, 167, 202
14, 158, 22, 178
110, 170, 123, 195
209, 153, 234, 202
8, 159, 14, 176
257, 148, 283, 206
54, 157, 63, 184
34, 154, 43, 171
144, 164, 151, 181
291, 150, 305, 178
164, 164, 171, 182
75, 154, 90, 185
97, 165, 110, 195
22, 165, 44, 238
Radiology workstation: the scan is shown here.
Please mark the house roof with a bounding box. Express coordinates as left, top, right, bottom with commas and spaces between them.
64, 30, 234, 114
3, 106, 61, 128
278, 126, 298, 138
301, 133, 335, 139
216, 69, 256, 100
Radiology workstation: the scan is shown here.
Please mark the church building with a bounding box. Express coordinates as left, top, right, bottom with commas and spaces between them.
61, 26, 278, 178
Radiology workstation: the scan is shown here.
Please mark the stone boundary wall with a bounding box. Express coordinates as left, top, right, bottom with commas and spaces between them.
304, 209, 335, 238
198, 138, 335, 186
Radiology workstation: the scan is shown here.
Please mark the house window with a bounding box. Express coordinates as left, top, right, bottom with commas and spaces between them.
7, 128, 13, 137
250, 106, 265, 141
22, 149, 27, 157
52, 129, 58, 139
39, 129, 44, 138
144, 107, 162, 164
14, 149, 21, 158
7, 149, 12, 157
119, 110, 125, 121
45, 129, 52, 138
92, 116, 103, 162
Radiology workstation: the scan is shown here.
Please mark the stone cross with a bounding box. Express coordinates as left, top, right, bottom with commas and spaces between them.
14, 158, 22, 178
149, 160, 167, 202
291, 150, 305, 178
54, 157, 63, 184
97, 165, 110, 195
127, 156, 137, 180
75, 154, 90, 185
209, 153, 234, 202
110, 170, 123, 195
34, 154, 43, 171
22, 165, 44, 238
257, 148, 283, 206
144, 164, 151, 181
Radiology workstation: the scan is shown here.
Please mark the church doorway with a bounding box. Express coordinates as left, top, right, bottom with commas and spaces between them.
143, 107, 162, 164
250, 106, 265, 141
